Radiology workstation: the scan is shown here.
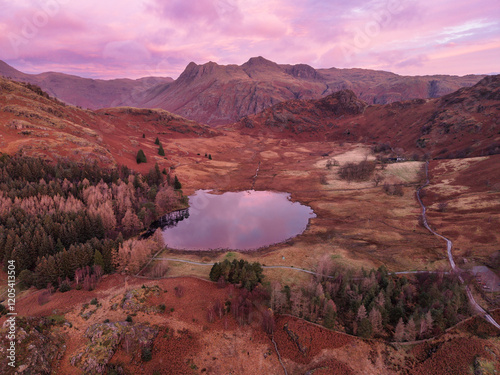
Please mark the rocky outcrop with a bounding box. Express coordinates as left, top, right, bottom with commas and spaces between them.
0, 317, 66, 375
71, 321, 158, 375
238, 89, 367, 135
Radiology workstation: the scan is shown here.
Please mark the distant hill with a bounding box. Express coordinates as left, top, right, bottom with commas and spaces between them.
0, 60, 173, 110
1, 58, 484, 126
0, 77, 217, 171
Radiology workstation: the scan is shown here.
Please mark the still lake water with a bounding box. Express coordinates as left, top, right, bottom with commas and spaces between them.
161, 190, 315, 250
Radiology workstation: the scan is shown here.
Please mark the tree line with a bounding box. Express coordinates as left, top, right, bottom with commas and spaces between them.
268, 258, 470, 341
0, 153, 185, 290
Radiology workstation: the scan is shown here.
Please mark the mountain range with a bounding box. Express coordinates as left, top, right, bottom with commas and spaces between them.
1, 69, 498, 169
0, 57, 485, 126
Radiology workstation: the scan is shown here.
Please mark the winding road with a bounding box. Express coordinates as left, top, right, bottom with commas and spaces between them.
417, 161, 500, 330
155, 258, 447, 280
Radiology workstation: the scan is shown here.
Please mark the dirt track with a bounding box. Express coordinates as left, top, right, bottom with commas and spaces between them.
417, 161, 500, 330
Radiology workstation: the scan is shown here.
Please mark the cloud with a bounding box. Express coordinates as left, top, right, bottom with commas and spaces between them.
395, 55, 429, 68
0, 0, 498, 78
103, 41, 152, 62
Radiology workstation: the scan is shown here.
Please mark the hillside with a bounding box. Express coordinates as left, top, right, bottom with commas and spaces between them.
2, 275, 499, 375
237, 75, 500, 159
0, 60, 173, 110
0, 77, 218, 172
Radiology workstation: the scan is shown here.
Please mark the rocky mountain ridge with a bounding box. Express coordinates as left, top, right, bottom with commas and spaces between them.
1, 58, 485, 126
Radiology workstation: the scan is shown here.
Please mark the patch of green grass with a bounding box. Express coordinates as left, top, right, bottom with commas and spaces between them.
225, 252, 236, 260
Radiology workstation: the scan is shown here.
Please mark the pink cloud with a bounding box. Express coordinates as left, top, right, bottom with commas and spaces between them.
0, 0, 498, 78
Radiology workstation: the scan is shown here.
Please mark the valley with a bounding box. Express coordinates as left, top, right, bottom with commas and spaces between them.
0, 68, 499, 374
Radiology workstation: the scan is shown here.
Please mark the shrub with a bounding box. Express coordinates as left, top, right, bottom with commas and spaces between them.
373, 143, 392, 153
141, 347, 153, 362
338, 160, 376, 182
158, 304, 166, 312
437, 202, 448, 212
126, 315, 133, 323
325, 158, 339, 169
58, 283, 71, 293
90, 298, 98, 305
383, 183, 404, 196
136, 149, 147, 164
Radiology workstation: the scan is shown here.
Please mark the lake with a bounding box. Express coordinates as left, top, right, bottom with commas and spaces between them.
159, 190, 315, 251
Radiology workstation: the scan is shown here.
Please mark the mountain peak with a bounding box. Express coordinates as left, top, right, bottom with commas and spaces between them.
241, 56, 283, 78
177, 60, 223, 82
244, 56, 275, 66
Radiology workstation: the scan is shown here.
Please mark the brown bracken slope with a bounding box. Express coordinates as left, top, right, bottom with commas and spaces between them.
236, 75, 500, 159
0, 77, 218, 173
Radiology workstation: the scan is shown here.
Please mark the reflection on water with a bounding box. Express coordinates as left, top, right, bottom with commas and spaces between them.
160, 190, 316, 251
142, 208, 190, 238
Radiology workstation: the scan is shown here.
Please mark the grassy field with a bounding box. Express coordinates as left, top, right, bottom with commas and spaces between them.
147, 134, 475, 280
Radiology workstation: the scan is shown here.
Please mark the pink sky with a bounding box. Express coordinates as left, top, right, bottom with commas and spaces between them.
0, 0, 499, 79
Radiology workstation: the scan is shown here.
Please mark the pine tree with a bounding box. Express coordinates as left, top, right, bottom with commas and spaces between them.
94, 250, 105, 270
174, 175, 182, 190
136, 149, 147, 164
121, 209, 142, 234
158, 143, 165, 156
208, 154, 212, 160
394, 318, 405, 342
209, 263, 222, 282
406, 317, 417, 341
154, 137, 160, 145
358, 318, 373, 338
357, 304, 367, 321
369, 308, 383, 335
323, 300, 337, 329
